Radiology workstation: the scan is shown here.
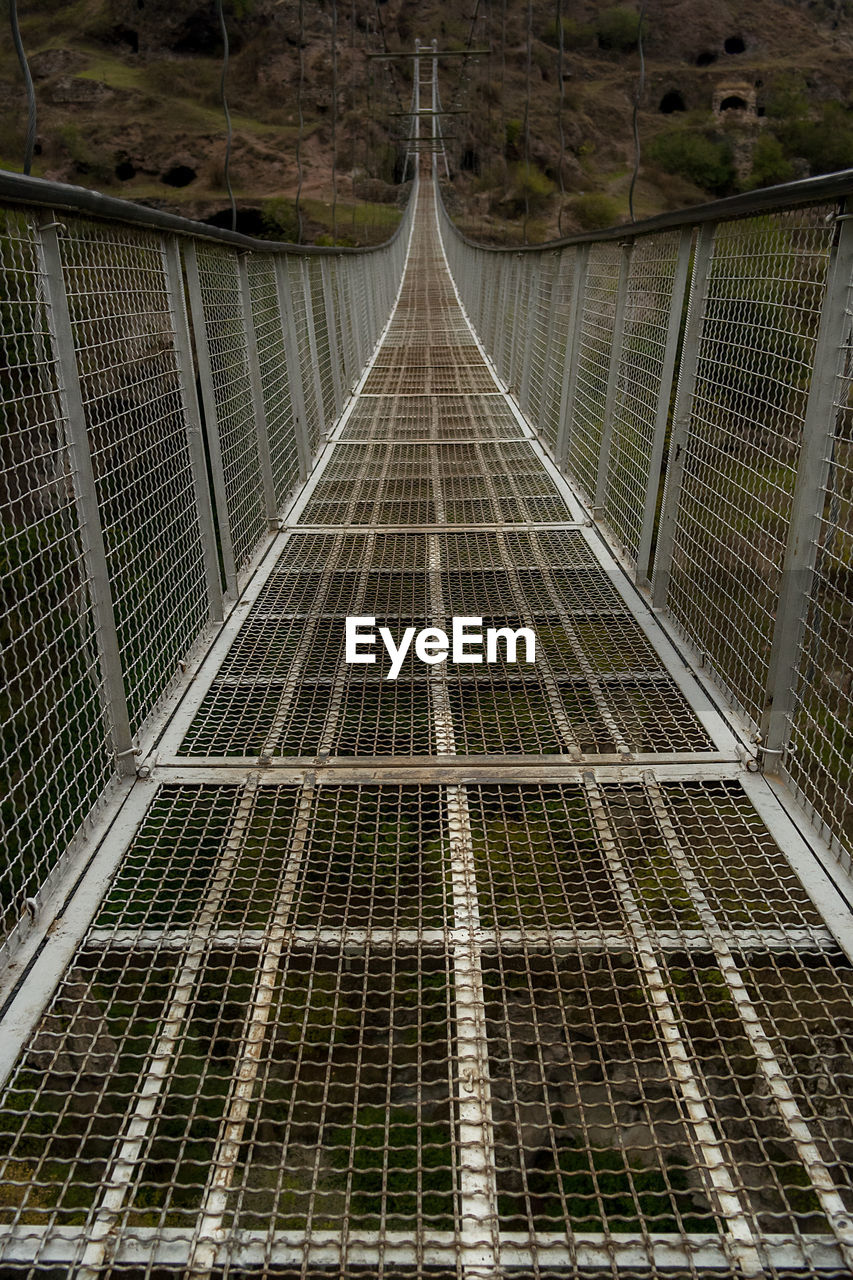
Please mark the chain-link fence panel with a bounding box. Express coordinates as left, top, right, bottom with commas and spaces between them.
0, 210, 115, 953
660, 208, 834, 727
59, 219, 212, 736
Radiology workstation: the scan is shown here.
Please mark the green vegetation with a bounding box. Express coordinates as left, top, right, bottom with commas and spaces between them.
508, 162, 555, 217
745, 133, 795, 189
571, 191, 621, 230
594, 5, 643, 51
648, 128, 735, 195
541, 15, 596, 49
261, 197, 299, 241
500, 1141, 716, 1233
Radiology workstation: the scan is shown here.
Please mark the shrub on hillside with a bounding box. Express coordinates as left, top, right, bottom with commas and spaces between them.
648, 128, 735, 194
571, 192, 621, 229
744, 134, 795, 189
595, 6, 643, 51
509, 162, 555, 215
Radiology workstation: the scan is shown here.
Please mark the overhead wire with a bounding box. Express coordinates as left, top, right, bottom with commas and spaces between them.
556, 0, 566, 234
523, 0, 532, 242
296, 0, 305, 242
9, 0, 36, 176
332, 0, 338, 242
215, 0, 236, 233
628, 0, 648, 222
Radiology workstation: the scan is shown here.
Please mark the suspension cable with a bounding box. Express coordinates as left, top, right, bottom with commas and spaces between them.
296, 0, 305, 242
351, 0, 357, 237
331, 0, 338, 243
448, 0, 482, 113
9, 0, 36, 176
556, 0, 566, 234
628, 0, 648, 223
523, 0, 532, 242
215, 0, 236, 233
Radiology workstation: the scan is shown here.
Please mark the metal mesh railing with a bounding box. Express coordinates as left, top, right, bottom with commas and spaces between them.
0, 173, 415, 964
0, 208, 115, 950
438, 173, 853, 871
3, 164, 853, 1279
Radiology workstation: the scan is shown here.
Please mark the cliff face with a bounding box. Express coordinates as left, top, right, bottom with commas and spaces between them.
3, 0, 853, 242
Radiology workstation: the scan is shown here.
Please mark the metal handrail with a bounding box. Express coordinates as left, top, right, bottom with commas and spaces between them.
439, 165, 853, 250
0, 167, 411, 255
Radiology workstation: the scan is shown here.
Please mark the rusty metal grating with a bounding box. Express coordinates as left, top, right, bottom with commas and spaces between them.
300, 442, 573, 526
339, 395, 524, 441
178, 530, 711, 760
3, 174, 853, 1280
1, 780, 851, 1275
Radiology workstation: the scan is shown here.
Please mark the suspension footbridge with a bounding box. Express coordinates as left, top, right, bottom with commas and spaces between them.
0, 113, 852, 1276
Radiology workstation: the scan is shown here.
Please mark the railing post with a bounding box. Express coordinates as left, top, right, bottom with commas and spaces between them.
321, 257, 344, 416
237, 254, 279, 529
635, 226, 694, 587
651, 221, 716, 610
37, 219, 136, 775
508, 254, 528, 394
593, 240, 633, 514
537, 250, 563, 437
163, 235, 224, 623
182, 240, 239, 596
341, 260, 357, 389
518, 257, 542, 412
493, 258, 510, 382
301, 259, 326, 441
555, 242, 590, 470
274, 256, 312, 482
760, 210, 853, 768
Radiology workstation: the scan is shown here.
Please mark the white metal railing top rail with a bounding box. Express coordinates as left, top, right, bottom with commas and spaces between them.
437, 169, 853, 878
0, 167, 417, 966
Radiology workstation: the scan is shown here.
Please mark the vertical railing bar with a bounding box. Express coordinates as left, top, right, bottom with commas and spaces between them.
321, 257, 344, 417
37, 219, 136, 776
537, 249, 563, 437
651, 220, 716, 610
508, 254, 526, 394
760, 210, 853, 765
635, 226, 695, 588
273, 256, 312, 483
237, 254, 278, 529
493, 260, 509, 382
594, 240, 633, 513
555, 242, 590, 470
300, 258, 326, 445
162, 236, 224, 623
517, 257, 541, 412
183, 239, 239, 597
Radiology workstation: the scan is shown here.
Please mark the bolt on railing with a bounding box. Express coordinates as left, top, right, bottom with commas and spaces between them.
0, 170, 416, 964
437, 171, 853, 871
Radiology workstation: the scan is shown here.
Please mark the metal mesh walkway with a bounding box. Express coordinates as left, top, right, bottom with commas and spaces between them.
2, 179, 853, 1278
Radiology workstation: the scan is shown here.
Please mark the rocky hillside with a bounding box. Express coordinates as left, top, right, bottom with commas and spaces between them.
3, 0, 853, 243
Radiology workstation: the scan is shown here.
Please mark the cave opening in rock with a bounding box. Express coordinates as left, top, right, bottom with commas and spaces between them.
695, 51, 717, 67
720, 95, 748, 111
724, 35, 746, 53
115, 161, 136, 181
659, 90, 686, 114
205, 207, 267, 236
162, 165, 197, 188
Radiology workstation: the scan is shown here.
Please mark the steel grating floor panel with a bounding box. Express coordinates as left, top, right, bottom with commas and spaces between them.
3, 178, 853, 1278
